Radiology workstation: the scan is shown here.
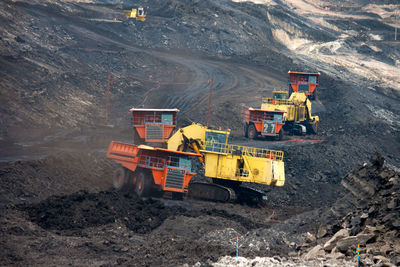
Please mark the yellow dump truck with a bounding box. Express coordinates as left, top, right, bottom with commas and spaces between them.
261, 92, 319, 135
167, 123, 285, 203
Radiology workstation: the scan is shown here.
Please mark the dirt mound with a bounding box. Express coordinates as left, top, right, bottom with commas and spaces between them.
0, 151, 114, 205
22, 189, 270, 235
22, 190, 181, 234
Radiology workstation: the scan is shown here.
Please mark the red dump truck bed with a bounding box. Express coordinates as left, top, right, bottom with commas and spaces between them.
107, 141, 201, 197
130, 108, 179, 143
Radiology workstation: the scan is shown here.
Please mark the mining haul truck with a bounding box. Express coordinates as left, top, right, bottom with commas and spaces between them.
107, 141, 202, 200
242, 108, 286, 140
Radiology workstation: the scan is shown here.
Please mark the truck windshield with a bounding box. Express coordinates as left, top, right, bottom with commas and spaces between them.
273, 114, 283, 123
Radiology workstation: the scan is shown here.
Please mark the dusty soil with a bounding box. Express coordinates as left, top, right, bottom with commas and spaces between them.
0, 0, 399, 266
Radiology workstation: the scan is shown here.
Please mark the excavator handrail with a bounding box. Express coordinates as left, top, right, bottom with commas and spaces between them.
202, 141, 284, 161
262, 98, 293, 105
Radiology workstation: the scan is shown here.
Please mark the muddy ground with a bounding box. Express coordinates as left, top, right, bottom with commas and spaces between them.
0, 0, 399, 266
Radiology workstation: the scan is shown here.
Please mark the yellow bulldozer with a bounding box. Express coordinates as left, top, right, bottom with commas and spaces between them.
261, 92, 319, 135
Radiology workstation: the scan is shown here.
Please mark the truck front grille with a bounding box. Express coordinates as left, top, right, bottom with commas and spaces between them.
165, 168, 185, 189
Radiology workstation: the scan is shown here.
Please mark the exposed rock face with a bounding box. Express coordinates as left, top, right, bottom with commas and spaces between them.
302, 153, 400, 265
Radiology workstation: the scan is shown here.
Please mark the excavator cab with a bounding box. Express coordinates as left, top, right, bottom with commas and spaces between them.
204, 129, 229, 153
272, 90, 289, 100
137, 7, 144, 16
136, 7, 146, 21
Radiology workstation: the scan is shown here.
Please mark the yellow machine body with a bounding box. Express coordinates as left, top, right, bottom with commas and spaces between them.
167, 123, 285, 187
202, 143, 285, 186
123, 7, 146, 21
167, 123, 229, 151
261, 92, 319, 123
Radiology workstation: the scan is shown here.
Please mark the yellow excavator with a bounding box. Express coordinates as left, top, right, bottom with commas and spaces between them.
262, 92, 319, 135
167, 123, 285, 204
123, 7, 146, 21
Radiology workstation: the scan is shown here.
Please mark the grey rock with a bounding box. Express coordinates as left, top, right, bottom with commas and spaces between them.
351, 216, 362, 227
317, 225, 327, 239
368, 206, 376, 214
323, 228, 349, 252
370, 153, 384, 169
387, 199, 397, 209
373, 255, 391, 265
391, 219, 400, 230
304, 232, 316, 243
303, 245, 325, 260
336, 234, 376, 253
391, 255, 400, 266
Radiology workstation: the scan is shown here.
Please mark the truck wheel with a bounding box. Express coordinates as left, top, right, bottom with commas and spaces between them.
135, 171, 151, 197
277, 129, 284, 141
244, 123, 249, 138
113, 167, 128, 190
247, 124, 258, 139
128, 170, 138, 189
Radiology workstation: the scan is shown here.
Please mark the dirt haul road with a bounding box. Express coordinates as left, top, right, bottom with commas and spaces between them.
0, 0, 399, 266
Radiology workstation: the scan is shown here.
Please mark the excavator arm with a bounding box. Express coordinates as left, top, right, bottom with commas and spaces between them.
167, 123, 209, 162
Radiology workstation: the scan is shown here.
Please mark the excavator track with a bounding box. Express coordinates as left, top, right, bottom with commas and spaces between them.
235, 186, 267, 207
188, 182, 236, 202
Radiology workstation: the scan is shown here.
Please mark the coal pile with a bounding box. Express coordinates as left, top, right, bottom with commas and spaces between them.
22, 189, 268, 235
22, 190, 181, 234
301, 153, 400, 266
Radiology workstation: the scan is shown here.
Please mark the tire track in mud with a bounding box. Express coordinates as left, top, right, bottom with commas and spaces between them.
67, 23, 284, 121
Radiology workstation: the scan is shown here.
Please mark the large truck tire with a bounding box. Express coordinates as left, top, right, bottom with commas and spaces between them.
244, 123, 249, 138
135, 170, 151, 197
277, 129, 284, 141
247, 124, 258, 139
113, 167, 129, 191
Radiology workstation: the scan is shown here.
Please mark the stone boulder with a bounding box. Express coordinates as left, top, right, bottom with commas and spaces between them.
323, 228, 349, 252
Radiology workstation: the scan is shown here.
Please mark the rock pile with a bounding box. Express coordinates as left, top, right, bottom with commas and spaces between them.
302, 153, 400, 266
